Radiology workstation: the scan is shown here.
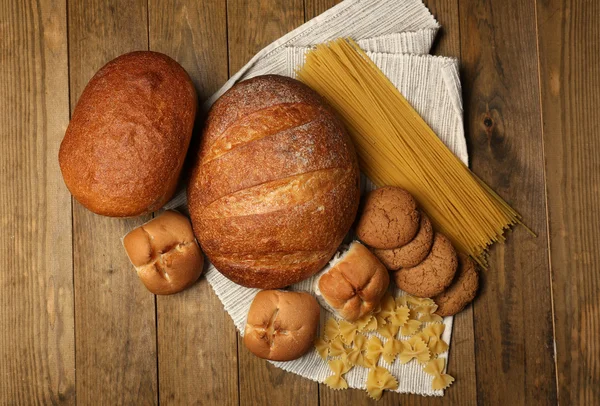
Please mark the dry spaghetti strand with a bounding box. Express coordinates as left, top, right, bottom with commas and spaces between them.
296, 39, 525, 267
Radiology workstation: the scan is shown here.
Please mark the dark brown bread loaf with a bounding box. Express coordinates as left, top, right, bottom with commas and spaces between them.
188, 75, 360, 289
59, 51, 197, 217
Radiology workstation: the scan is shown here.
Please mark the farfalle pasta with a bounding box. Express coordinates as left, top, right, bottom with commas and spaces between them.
398, 336, 430, 364
419, 323, 449, 355
365, 336, 384, 367
377, 322, 400, 340
363, 315, 378, 331
389, 305, 410, 327
400, 319, 422, 337
339, 320, 358, 344
366, 367, 399, 400
424, 358, 455, 390
324, 358, 352, 390
354, 314, 373, 331
324, 318, 340, 342
314, 337, 329, 360
329, 336, 346, 357
382, 338, 402, 364
315, 292, 453, 401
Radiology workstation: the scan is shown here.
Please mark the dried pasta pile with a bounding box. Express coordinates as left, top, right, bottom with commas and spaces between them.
315, 294, 454, 400
297, 39, 525, 267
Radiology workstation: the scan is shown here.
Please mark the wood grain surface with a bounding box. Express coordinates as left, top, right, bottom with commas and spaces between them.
0, 0, 75, 403
226, 2, 320, 405
1, 0, 598, 404
67, 0, 157, 404
148, 1, 239, 405
459, 0, 557, 404
536, 0, 600, 403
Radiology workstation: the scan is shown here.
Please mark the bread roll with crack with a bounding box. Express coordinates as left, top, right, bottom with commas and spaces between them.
123, 210, 204, 295
314, 241, 389, 322
244, 290, 320, 361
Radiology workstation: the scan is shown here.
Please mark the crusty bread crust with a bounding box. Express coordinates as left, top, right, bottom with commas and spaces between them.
59, 51, 197, 217
123, 211, 204, 295
243, 290, 320, 361
315, 241, 389, 322
188, 75, 360, 289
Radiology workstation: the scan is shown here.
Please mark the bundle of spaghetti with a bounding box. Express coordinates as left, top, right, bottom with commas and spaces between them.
296, 38, 523, 267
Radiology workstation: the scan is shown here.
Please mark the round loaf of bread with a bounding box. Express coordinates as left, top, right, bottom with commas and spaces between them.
123, 210, 204, 295
314, 241, 389, 322
244, 290, 320, 361
188, 75, 360, 289
59, 51, 197, 217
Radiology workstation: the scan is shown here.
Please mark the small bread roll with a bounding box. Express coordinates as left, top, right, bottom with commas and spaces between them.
123, 210, 204, 295
244, 290, 319, 361
314, 241, 389, 322
356, 186, 421, 249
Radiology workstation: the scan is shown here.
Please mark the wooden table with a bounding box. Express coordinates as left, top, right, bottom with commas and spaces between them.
1, 0, 598, 404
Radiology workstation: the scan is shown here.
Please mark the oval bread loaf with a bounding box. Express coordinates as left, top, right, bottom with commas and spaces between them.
188, 75, 360, 289
59, 51, 197, 217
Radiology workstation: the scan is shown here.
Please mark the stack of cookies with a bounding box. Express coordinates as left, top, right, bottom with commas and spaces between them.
356, 187, 479, 317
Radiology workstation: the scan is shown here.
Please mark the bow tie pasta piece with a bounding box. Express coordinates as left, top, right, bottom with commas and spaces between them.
407, 296, 436, 308
395, 295, 409, 307
424, 358, 455, 390
324, 358, 352, 390
366, 367, 399, 400
420, 323, 449, 355
314, 337, 330, 360
398, 336, 430, 364
378, 292, 396, 320
339, 320, 358, 344
418, 312, 444, 323
329, 336, 346, 357
345, 346, 364, 366
389, 305, 410, 327
354, 333, 367, 351
382, 338, 402, 364
354, 314, 373, 331
400, 319, 422, 337
363, 315, 378, 331
375, 313, 388, 328
377, 322, 400, 340
364, 336, 384, 367
324, 318, 340, 342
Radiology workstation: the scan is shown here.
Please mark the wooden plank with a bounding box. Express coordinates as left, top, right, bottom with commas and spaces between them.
67, 1, 158, 404
458, 0, 557, 404
227, 0, 305, 73
147, 1, 238, 404
423, 0, 460, 57
305, 0, 476, 404
226, 1, 319, 405
536, 0, 600, 403
0, 0, 74, 403
304, 0, 342, 19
